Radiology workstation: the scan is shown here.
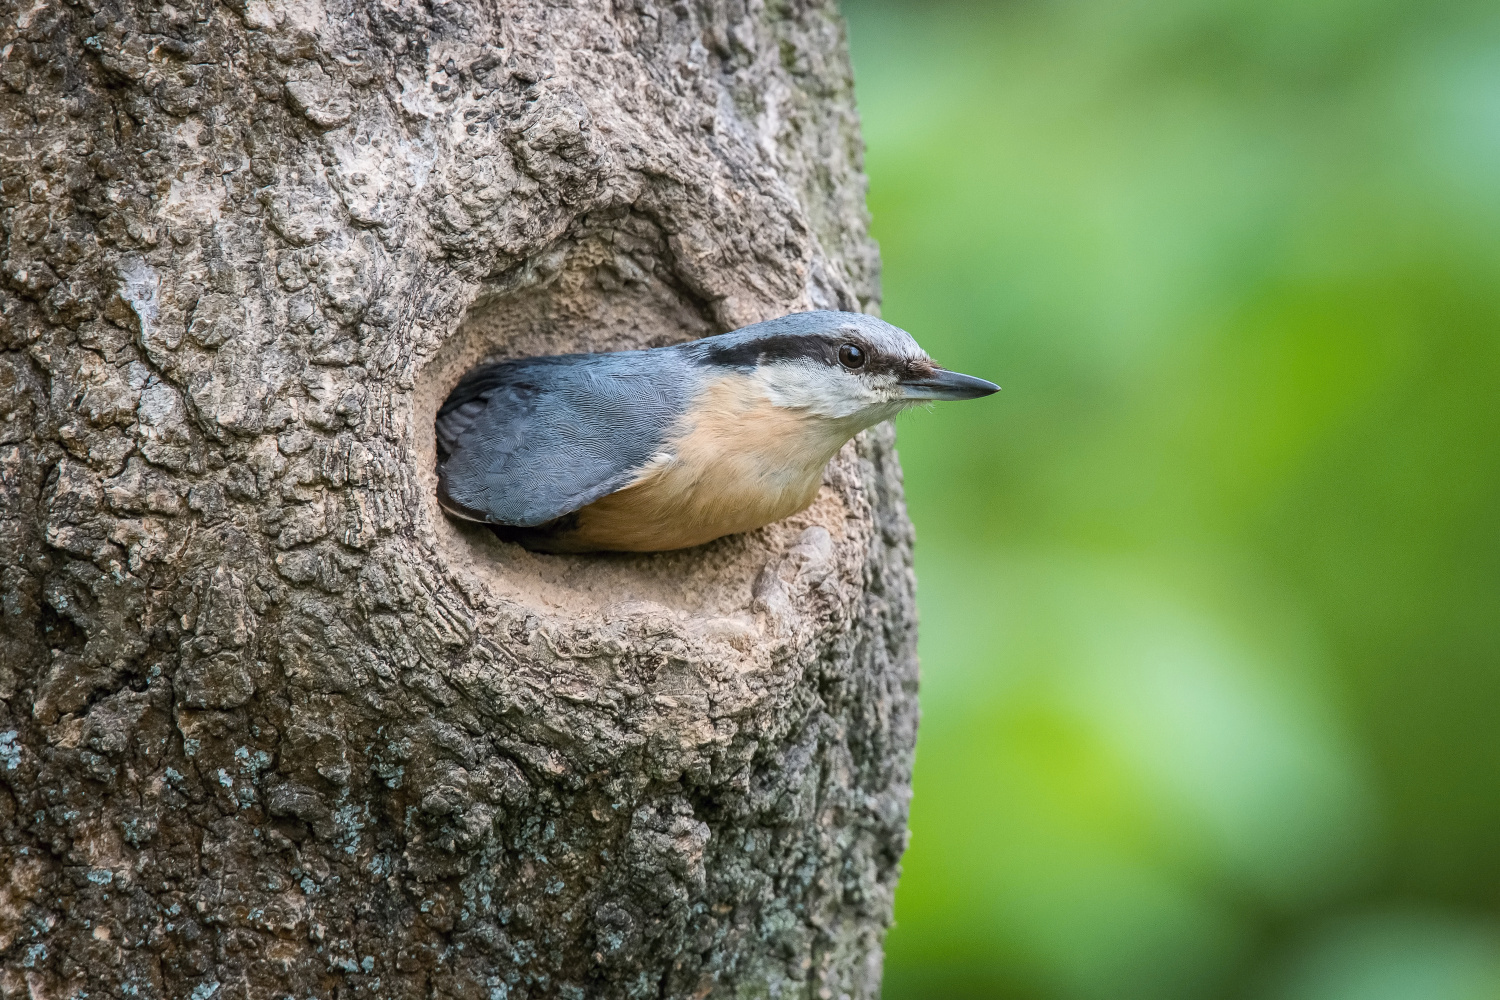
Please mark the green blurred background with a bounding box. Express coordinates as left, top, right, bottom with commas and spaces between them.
840, 1, 1500, 997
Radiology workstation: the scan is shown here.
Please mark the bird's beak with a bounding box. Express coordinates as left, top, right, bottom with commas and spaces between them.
900, 367, 1000, 401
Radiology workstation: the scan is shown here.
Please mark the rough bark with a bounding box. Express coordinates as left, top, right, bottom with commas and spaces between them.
0, 0, 918, 997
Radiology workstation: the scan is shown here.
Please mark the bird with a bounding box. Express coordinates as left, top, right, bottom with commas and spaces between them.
434, 310, 999, 553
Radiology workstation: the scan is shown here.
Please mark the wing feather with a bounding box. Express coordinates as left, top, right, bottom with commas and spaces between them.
435, 352, 693, 527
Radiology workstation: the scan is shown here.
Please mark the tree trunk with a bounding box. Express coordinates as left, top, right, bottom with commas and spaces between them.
0, 0, 918, 997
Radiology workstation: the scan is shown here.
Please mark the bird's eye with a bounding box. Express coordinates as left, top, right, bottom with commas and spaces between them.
838, 344, 866, 370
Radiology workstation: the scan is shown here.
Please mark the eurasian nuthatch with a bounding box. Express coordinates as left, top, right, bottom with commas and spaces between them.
436, 310, 998, 552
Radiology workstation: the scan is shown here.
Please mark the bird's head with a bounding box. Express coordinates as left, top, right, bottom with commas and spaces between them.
693, 310, 998, 430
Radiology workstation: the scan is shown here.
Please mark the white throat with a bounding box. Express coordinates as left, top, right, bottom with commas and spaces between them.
752, 360, 904, 427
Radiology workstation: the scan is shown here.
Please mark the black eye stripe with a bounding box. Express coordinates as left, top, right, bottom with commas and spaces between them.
701, 334, 911, 377
702, 334, 837, 368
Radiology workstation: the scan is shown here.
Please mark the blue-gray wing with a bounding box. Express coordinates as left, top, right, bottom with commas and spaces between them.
435, 351, 694, 527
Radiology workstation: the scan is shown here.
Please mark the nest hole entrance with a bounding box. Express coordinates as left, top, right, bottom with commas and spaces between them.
410, 257, 828, 623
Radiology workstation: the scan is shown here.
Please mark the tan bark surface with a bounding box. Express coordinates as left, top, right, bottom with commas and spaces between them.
0, 0, 918, 996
